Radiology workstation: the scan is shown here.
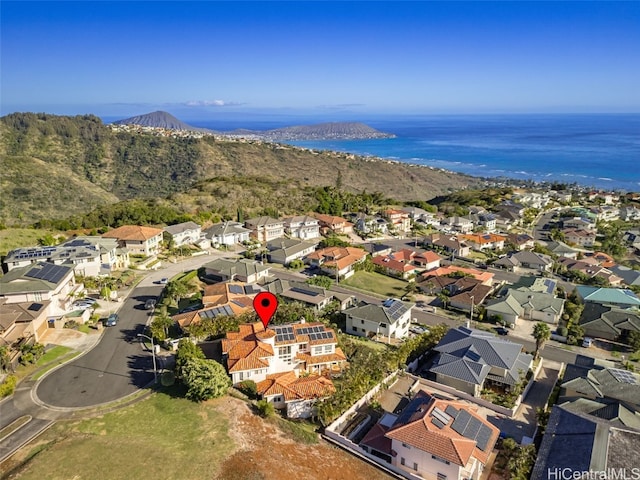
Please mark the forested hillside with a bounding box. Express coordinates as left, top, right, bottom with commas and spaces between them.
0, 113, 480, 225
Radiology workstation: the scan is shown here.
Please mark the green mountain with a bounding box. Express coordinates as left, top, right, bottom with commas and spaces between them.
0, 112, 480, 225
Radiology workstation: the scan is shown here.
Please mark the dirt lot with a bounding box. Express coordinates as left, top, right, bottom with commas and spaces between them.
216, 397, 393, 480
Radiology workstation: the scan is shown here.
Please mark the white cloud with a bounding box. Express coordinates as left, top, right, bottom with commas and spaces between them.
184, 100, 242, 107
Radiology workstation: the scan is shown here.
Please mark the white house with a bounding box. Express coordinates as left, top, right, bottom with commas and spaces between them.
204, 221, 251, 246
282, 215, 320, 240
102, 225, 163, 256
345, 298, 412, 341
244, 217, 285, 243
266, 238, 318, 266
163, 221, 202, 247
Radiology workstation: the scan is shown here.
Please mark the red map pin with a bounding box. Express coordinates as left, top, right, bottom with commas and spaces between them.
253, 292, 278, 329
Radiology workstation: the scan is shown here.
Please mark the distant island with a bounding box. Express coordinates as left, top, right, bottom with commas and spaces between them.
113, 111, 395, 141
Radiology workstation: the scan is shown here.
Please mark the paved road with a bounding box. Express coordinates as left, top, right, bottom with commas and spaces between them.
34, 286, 164, 408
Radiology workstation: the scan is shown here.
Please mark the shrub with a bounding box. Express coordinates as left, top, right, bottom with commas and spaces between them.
256, 399, 275, 418
237, 380, 258, 399
0, 375, 17, 398
288, 259, 304, 269
557, 326, 568, 337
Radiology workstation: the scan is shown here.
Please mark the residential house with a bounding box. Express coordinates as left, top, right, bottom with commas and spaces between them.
4, 241, 102, 277
546, 241, 579, 259
102, 225, 163, 256
345, 298, 412, 341
0, 263, 81, 347
426, 326, 533, 398
382, 209, 411, 233
557, 257, 623, 286
65, 236, 130, 274
266, 238, 318, 266
561, 364, 640, 410
255, 371, 336, 419
575, 286, 640, 309
313, 213, 354, 235
353, 213, 388, 235
507, 276, 558, 295
264, 278, 355, 311
562, 217, 597, 231
204, 221, 251, 246
578, 303, 640, 342
467, 213, 498, 232
361, 390, 499, 480
493, 250, 553, 273
423, 234, 470, 258
306, 246, 367, 279
372, 249, 421, 280
173, 282, 260, 331
244, 217, 285, 243
531, 405, 640, 480
361, 243, 393, 258
282, 215, 320, 240
513, 192, 550, 209
163, 221, 202, 247
419, 266, 494, 286
609, 265, 640, 287
591, 205, 620, 222
619, 206, 640, 221
460, 233, 507, 251
562, 228, 596, 247
493, 209, 522, 229
506, 233, 535, 251
401, 206, 439, 226
549, 190, 572, 203
202, 258, 271, 284
442, 216, 474, 234
485, 288, 565, 325
222, 320, 346, 383
413, 250, 442, 271
494, 201, 525, 217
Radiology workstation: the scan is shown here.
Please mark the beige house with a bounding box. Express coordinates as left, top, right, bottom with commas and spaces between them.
244, 217, 285, 243
102, 225, 163, 256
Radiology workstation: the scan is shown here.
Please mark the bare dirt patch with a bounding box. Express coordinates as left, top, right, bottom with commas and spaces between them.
215, 397, 393, 480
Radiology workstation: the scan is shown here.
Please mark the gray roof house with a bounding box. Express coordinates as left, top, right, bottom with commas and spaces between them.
266, 238, 318, 265
202, 258, 271, 284
427, 327, 533, 397
493, 251, 552, 273
531, 406, 640, 480
579, 302, 640, 342
545, 241, 579, 259
345, 298, 412, 342
264, 278, 337, 311
204, 222, 251, 246
163, 221, 202, 247
561, 365, 640, 408
609, 264, 640, 287
485, 288, 565, 325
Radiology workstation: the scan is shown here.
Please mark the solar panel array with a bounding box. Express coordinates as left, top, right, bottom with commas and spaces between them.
290, 286, 319, 297
297, 325, 325, 335
308, 331, 333, 341
383, 299, 408, 320
431, 418, 446, 429
431, 407, 452, 425
445, 405, 459, 417
610, 368, 638, 385
228, 284, 244, 294
199, 305, 234, 319
13, 247, 57, 260
28, 303, 44, 311
450, 409, 494, 451
274, 325, 295, 343
24, 263, 69, 284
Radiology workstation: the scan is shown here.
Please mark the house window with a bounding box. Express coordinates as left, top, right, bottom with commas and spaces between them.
413, 463, 418, 471
380, 323, 387, 329
401, 457, 405, 466
34, 292, 43, 302
361, 319, 364, 324
402, 443, 411, 449
279, 345, 292, 364
432, 455, 450, 465
324, 345, 332, 353
438, 474, 447, 480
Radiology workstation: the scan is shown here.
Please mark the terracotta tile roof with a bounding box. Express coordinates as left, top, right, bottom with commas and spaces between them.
102, 225, 163, 241
461, 233, 508, 245
307, 246, 367, 270
312, 213, 350, 226
415, 251, 441, 264
372, 255, 417, 273
386, 392, 499, 466
256, 371, 335, 401
173, 300, 251, 329
222, 322, 275, 373
420, 265, 494, 284
295, 347, 346, 366
202, 281, 257, 307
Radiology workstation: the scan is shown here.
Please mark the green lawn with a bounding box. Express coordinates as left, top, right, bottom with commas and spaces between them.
9, 389, 234, 480
341, 271, 407, 298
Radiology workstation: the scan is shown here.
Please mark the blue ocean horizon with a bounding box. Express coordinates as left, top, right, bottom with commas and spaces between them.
190, 113, 640, 192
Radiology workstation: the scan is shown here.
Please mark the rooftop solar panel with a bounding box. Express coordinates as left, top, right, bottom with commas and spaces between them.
431, 418, 446, 429
475, 425, 493, 451
463, 417, 483, 440
451, 409, 471, 436
445, 405, 459, 418
228, 284, 244, 294
432, 407, 452, 425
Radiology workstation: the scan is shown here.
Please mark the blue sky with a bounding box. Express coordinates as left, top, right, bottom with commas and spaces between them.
2, 1, 639, 119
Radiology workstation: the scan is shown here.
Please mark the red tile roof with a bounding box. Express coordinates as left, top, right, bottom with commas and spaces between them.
420, 265, 494, 284
307, 246, 367, 270
102, 225, 163, 241
256, 371, 335, 401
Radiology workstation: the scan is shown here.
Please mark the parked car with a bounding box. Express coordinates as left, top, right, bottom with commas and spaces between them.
104, 313, 119, 327
144, 299, 157, 310
72, 301, 94, 310
79, 297, 98, 304
582, 337, 594, 348
158, 278, 168, 285
494, 326, 509, 336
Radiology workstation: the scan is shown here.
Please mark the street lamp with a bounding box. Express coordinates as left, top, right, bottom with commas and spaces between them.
137, 333, 158, 384
468, 295, 475, 329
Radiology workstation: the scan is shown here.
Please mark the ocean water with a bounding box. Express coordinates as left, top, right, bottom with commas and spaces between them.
191, 114, 640, 192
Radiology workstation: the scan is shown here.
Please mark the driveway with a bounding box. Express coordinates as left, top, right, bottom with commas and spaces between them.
486, 361, 561, 443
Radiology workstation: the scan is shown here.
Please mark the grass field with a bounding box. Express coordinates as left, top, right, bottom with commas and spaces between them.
7, 388, 234, 480
341, 271, 408, 298
0, 228, 66, 257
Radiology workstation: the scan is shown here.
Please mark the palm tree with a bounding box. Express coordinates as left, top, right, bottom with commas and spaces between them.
532, 322, 551, 359
402, 281, 418, 300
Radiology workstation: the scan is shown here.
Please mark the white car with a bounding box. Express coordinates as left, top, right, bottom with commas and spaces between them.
582, 337, 594, 348
72, 302, 93, 311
